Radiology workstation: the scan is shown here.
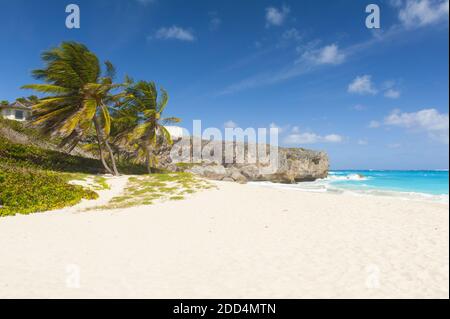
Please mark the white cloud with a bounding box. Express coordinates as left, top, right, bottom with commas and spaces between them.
265, 5, 290, 27
154, 26, 195, 42
284, 131, 343, 145
282, 28, 303, 41
348, 75, 378, 95
217, 1, 447, 96
352, 104, 367, 111
375, 108, 449, 143
358, 139, 369, 145
224, 120, 238, 129
269, 122, 286, 133
385, 108, 448, 129
324, 134, 344, 143
369, 120, 381, 128
381, 80, 402, 98
384, 88, 401, 99
398, 0, 449, 28
301, 44, 346, 65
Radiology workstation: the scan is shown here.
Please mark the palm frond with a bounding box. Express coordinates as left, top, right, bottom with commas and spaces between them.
104, 60, 116, 79
21, 84, 71, 94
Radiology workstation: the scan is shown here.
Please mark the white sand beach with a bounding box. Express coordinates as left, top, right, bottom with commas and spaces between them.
0, 180, 448, 299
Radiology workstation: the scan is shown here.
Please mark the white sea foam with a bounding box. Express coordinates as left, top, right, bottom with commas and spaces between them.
326, 174, 368, 181
249, 178, 449, 204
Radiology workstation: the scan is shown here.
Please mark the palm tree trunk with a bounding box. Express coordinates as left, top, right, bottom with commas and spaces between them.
93, 115, 114, 175
99, 102, 119, 175
145, 149, 152, 174
67, 143, 77, 154
105, 139, 119, 176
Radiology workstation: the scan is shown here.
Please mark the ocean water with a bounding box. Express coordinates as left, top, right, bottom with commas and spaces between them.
252, 170, 449, 203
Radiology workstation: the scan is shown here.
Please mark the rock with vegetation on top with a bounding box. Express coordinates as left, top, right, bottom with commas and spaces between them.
165, 138, 329, 184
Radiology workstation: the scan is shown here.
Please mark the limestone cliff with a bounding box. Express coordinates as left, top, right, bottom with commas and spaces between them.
161, 138, 329, 184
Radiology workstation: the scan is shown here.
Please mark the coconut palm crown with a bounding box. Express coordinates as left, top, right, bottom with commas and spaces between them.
118, 81, 181, 173
22, 42, 121, 175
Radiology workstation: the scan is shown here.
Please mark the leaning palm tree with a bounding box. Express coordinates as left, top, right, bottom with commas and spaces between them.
22, 42, 120, 175
118, 81, 181, 173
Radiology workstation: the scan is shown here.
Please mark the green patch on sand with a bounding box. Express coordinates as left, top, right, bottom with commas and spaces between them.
92, 172, 214, 210
0, 165, 98, 217
62, 173, 111, 191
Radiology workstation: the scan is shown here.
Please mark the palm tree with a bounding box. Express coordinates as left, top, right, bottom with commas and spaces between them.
118, 81, 181, 173
22, 42, 120, 175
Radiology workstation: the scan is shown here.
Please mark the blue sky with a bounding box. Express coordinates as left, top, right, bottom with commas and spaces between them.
0, 0, 448, 169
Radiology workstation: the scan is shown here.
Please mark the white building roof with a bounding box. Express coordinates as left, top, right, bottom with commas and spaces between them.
164, 126, 189, 139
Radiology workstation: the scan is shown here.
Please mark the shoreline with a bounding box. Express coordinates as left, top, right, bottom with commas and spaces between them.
246, 169, 449, 204
0, 180, 448, 298
249, 181, 450, 204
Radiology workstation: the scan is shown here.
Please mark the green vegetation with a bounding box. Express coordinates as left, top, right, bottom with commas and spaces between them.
0, 135, 104, 174
0, 135, 102, 216
113, 80, 180, 173
175, 162, 200, 169
0, 125, 139, 217
22, 42, 122, 175
0, 166, 98, 217
91, 172, 214, 210
22, 42, 182, 176
0, 41, 194, 216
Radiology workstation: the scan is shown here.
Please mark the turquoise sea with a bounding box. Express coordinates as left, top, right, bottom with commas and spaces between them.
254, 170, 449, 202
329, 170, 448, 196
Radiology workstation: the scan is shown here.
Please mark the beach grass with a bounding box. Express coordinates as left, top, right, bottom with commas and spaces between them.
90, 172, 215, 210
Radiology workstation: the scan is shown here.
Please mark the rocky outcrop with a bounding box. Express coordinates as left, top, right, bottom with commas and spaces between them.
163, 138, 329, 184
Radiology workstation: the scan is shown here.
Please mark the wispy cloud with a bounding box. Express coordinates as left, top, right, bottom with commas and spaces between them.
384, 88, 401, 99
265, 5, 290, 27
152, 26, 195, 42
269, 123, 297, 134
358, 139, 369, 145
369, 120, 382, 128
397, 0, 449, 28
283, 125, 343, 145
284, 132, 343, 144
136, 0, 156, 6
348, 75, 378, 95
217, 42, 343, 95
217, 1, 446, 95
351, 104, 368, 111
282, 28, 303, 41
209, 11, 222, 31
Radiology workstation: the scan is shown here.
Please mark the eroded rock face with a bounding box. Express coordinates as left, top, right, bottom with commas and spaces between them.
163, 138, 329, 184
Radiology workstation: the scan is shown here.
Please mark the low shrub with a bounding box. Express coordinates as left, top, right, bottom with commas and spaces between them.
0, 135, 105, 174
0, 165, 98, 217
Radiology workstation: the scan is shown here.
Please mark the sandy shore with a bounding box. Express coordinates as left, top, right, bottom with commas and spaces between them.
0, 180, 448, 299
